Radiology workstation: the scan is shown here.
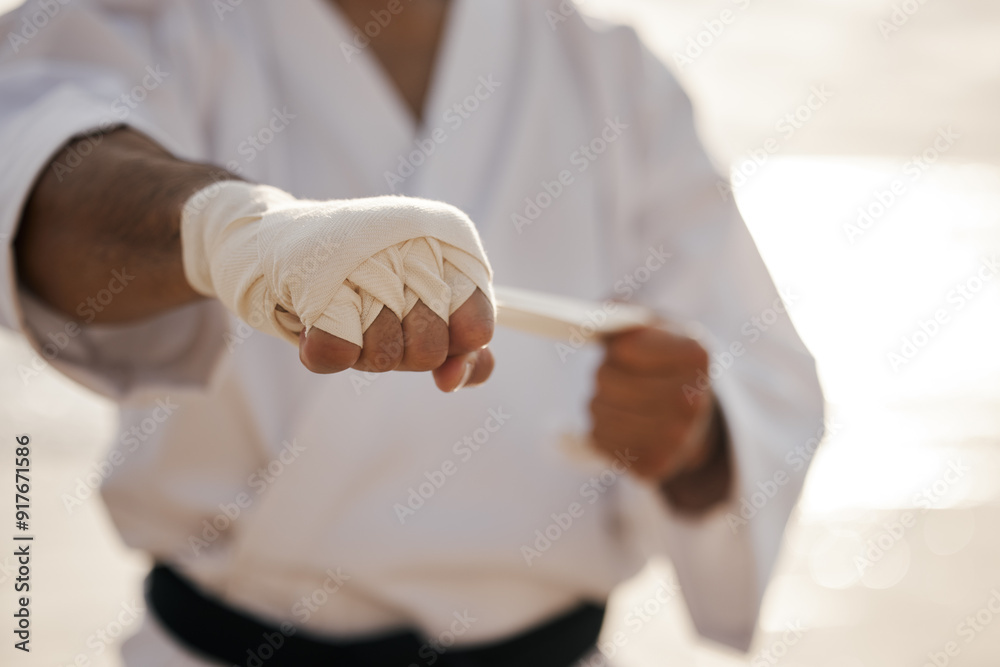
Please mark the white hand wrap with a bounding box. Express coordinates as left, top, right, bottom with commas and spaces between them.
180, 180, 494, 347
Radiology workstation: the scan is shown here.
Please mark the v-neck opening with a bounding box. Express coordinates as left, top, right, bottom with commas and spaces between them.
258, 0, 519, 201
317, 0, 465, 138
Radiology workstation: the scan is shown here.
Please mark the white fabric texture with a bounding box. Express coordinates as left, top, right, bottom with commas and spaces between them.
181, 180, 493, 346
0, 0, 825, 655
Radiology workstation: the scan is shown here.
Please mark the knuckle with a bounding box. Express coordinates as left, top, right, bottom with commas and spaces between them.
452, 313, 494, 350
371, 338, 404, 371
410, 314, 432, 335
405, 328, 449, 369
358, 350, 397, 373
305, 337, 359, 373
378, 348, 403, 370
383, 336, 405, 360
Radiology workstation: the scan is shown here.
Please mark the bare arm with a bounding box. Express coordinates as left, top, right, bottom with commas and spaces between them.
15, 127, 227, 323
13, 127, 494, 390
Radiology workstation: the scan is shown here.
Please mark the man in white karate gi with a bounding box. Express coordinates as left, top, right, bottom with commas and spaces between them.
0, 0, 824, 664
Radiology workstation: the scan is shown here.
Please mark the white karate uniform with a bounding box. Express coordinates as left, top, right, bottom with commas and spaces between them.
0, 0, 824, 662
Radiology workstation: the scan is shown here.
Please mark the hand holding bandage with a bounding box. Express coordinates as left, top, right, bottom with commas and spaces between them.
181, 180, 496, 391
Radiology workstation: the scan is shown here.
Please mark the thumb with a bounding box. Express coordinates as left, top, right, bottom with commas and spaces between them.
432, 348, 494, 392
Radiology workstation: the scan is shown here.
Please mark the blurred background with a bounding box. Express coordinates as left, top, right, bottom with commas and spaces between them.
1, 0, 998, 665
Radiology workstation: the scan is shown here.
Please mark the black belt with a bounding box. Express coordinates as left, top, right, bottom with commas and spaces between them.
147, 564, 604, 667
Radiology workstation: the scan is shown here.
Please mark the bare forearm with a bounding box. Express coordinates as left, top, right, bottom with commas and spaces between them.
15, 128, 235, 323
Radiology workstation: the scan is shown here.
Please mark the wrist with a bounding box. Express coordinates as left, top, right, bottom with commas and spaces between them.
179, 180, 290, 297
660, 397, 733, 515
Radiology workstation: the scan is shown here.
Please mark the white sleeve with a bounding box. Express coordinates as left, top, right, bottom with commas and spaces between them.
610, 41, 825, 649
0, 0, 229, 400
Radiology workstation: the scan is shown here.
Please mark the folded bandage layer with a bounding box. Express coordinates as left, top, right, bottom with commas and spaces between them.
181, 180, 494, 347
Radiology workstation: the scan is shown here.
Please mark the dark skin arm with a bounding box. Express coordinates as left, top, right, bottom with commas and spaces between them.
17, 128, 728, 507
14, 127, 494, 390
16, 128, 210, 323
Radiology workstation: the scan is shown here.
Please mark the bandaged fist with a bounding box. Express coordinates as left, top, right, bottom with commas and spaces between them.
181, 180, 495, 391
589, 325, 725, 486
298, 289, 494, 392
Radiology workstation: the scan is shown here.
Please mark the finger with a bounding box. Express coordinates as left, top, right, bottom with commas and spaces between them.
433, 348, 494, 392
398, 300, 449, 371
448, 288, 494, 356
298, 327, 361, 374
589, 398, 660, 449
596, 369, 710, 420
594, 362, 687, 413
605, 326, 708, 376
463, 347, 494, 388
590, 400, 689, 479
353, 306, 404, 372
